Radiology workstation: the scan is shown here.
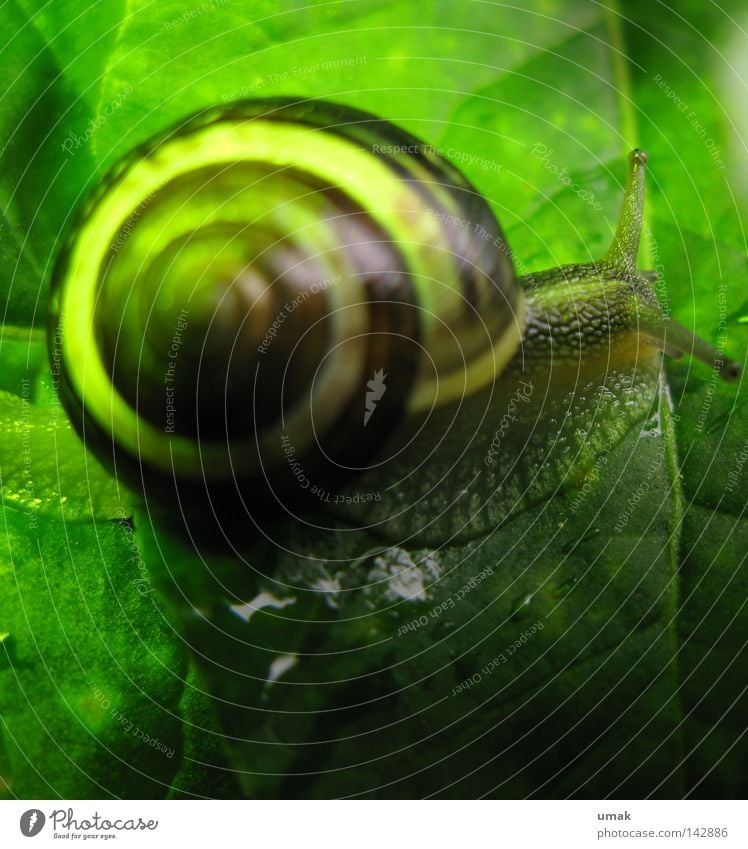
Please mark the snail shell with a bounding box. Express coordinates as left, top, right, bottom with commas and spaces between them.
49, 97, 524, 512
49, 98, 739, 526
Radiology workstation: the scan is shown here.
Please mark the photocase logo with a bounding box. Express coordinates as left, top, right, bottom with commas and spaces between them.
363, 369, 387, 426
20, 809, 45, 837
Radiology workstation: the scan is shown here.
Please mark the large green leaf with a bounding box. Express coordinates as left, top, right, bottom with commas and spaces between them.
0, 507, 185, 798
0, 0, 745, 798
0, 0, 101, 328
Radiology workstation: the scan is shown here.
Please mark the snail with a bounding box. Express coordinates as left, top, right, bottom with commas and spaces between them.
48, 97, 741, 528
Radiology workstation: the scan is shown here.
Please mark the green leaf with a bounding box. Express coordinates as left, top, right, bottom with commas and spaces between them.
622, 1, 748, 795
0, 0, 99, 327
0, 509, 187, 797
15, 0, 128, 114
0, 327, 47, 397
166, 665, 242, 800
0, 387, 129, 521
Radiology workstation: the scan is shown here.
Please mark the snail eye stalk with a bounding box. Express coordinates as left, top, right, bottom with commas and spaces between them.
606, 149, 741, 383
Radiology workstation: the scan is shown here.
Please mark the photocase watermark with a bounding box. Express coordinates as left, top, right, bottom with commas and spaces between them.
222, 56, 368, 101
724, 438, 748, 494
110, 191, 156, 253
568, 386, 637, 514
372, 142, 502, 174
114, 507, 154, 597
695, 278, 730, 433
256, 275, 341, 354
330, 489, 382, 505
427, 208, 473, 231
425, 207, 537, 289
448, 148, 503, 174
653, 74, 725, 170
88, 681, 174, 758
280, 433, 381, 504
19, 377, 40, 528
48, 807, 158, 835
49, 314, 65, 423
20, 809, 45, 837
373, 142, 441, 157
163, 309, 190, 434
484, 380, 534, 466
164, 0, 229, 30
570, 445, 613, 513
61, 86, 132, 154
641, 221, 671, 319
613, 438, 668, 532
529, 143, 603, 211
364, 368, 387, 426
451, 621, 544, 695
396, 563, 495, 637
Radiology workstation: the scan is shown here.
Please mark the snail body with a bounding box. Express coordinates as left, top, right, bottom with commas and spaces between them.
49, 97, 740, 531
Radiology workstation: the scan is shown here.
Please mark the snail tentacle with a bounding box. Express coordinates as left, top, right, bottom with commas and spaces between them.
606, 148, 741, 381
606, 147, 648, 275
516, 149, 741, 382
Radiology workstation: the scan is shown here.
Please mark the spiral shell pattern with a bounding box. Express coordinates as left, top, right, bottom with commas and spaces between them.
49, 98, 524, 507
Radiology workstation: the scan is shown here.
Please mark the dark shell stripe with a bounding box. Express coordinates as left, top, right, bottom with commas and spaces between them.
48, 97, 524, 510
